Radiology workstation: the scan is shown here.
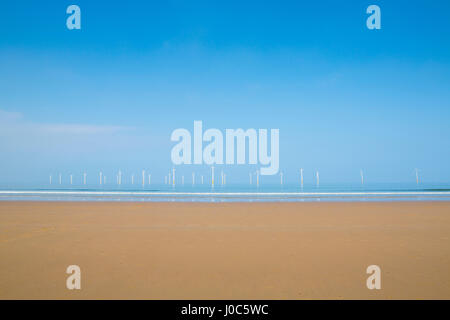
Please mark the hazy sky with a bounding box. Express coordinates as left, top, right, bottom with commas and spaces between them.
1, 0, 450, 186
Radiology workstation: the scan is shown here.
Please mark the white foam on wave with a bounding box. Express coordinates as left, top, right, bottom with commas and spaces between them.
1, 190, 450, 197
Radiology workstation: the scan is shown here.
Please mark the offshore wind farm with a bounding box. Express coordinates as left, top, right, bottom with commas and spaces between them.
1, 168, 450, 202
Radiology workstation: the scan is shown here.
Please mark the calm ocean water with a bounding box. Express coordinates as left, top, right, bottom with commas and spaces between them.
1, 183, 450, 202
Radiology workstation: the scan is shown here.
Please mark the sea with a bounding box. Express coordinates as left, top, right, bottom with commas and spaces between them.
1, 182, 450, 202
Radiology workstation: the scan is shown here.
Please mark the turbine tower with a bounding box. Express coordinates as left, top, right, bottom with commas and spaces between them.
316, 171, 320, 187
256, 170, 259, 188
360, 169, 364, 185
300, 168, 304, 188
83, 172, 87, 185
148, 174, 151, 185
131, 174, 134, 185
99, 171, 103, 185
70, 174, 73, 185
59, 173, 62, 185
118, 170, 122, 185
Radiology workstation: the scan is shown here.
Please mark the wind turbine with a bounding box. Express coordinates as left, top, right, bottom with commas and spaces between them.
99, 171, 103, 185
256, 170, 259, 188
300, 168, 304, 188
360, 169, 364, 185
316, 171, 320, 187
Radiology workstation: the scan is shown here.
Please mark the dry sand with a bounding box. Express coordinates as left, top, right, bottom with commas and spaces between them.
0, 201, 449, 299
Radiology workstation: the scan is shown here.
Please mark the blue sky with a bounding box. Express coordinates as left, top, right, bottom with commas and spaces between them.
0, 0, 450, 186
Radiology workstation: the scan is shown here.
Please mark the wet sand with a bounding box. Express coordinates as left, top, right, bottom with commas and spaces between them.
0, 201, 449, 299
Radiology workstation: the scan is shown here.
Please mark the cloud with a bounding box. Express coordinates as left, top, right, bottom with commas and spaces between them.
0, 109, 23, 122
0, 109, 132, 135
0, 108, 140, 159
38, 124, 131, 135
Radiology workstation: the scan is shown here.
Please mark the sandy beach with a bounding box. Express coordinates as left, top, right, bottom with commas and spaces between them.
0, 201, 449, 299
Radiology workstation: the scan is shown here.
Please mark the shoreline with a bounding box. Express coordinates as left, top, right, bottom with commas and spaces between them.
1, 189, 450, 203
